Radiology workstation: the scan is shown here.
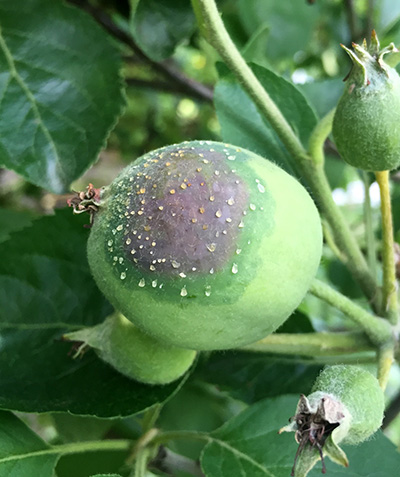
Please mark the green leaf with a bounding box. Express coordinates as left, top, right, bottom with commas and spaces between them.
390, 181, 400, 237
0, 208, 34, 243
0, 210, 186, 417
58, 450, 127, 477
130, 0, 196, 61
52, 414, 113, 443
200, 395, 400, 477
214, 63, 317, 176
0, 0, 125, 193
276, 310, 314, 334
159, 381, 240, 460
0, 411, 59, 476
298, 79, 343, 118
236, 0, 320, 61
0, 209, 111, 329
195, 352, 321, 404
328, 259, 363, 300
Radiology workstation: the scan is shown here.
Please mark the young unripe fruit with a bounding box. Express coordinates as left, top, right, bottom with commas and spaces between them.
64, 313, 197, 385
309, 364, 384, 445
333, 31, 400, 171
281, 365, 385, 475
83, 141, 322, 350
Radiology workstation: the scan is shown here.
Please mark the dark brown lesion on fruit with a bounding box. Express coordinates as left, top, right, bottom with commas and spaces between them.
67, 183, 102, 228
121, 146, 249, 277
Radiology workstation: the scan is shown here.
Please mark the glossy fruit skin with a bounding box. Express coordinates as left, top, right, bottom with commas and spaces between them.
87, 141, 322, 350
309, 365, 385, 444
333, 38, 400, 171
65, 313, 196, 385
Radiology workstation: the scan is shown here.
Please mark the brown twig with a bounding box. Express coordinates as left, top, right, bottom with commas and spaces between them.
67, 0, 213, 102
125, 77, 213, 101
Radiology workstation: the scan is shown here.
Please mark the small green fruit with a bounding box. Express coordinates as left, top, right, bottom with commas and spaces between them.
64, 313, 196, 385
83, 141, 322, 350
281, 365, 384, 475
333, 31, 400, 171
310, 364, 384, 445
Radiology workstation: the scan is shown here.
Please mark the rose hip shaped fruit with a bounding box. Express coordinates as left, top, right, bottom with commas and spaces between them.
333, 31, 400, 171
86, 141, 322, 350
64, 313, 196, 385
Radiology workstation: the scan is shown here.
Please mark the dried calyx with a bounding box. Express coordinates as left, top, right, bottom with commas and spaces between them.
280, 393, 349, 476
67, 183, 102, 227
281, 365, 385, 476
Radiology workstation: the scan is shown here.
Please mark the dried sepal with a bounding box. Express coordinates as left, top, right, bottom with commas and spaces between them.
280, 393, 350, 476
67, 183, 103, 227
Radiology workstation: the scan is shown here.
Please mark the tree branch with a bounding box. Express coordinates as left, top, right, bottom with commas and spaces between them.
67, 0, 213, 102
125, 77, 212, 101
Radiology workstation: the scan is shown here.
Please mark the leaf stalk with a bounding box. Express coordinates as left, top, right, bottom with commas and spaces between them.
375, 170, 399, 324
309, 279, 392, 346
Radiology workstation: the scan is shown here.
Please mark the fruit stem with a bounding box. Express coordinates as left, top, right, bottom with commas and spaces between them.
0, 439, 133, 463
125, 427, 159, 469
308, 108, 335, 165
152, 430, 211, 446
362, 171, 378, 280
193, 0, 308, 162
194, 0, 380, 309
307, 165, 381, 310
322, 220, 347, 262
377, 343, 395, 390
240, 331, 374, 357
141, 404, 162, 433
375, 170, 399, 325
134, 446, 152, 477
309, 279, 393, 346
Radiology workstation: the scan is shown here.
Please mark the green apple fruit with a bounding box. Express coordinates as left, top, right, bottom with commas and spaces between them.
82, 141, 322, 350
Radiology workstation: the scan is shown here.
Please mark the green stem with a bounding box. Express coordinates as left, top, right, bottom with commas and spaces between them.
377, 344, 395, 390
141, 404, 162, 433
240, 331, 373, 356
375, 170, 399, 324
362, 171, 378, 279
307, 165, 380, 310
195, 0, 309, 162
195, 0, 379, 308
134, 447, 151, 477
322, 219, 347, 262
0, 440, 133, 464
126, 428, 159, 466
152, 430, 211, 447
308, 108, 335, 165
309, 279, 392, 346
